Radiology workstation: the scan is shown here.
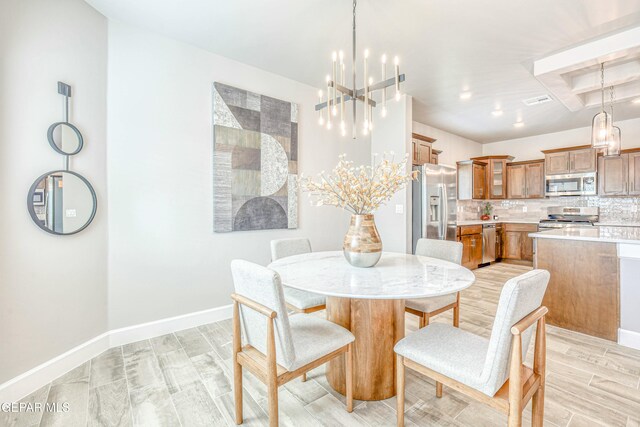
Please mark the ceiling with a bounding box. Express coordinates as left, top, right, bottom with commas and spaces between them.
85, 0, 640, 143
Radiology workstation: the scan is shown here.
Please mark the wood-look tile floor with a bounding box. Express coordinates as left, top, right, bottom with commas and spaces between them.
3, 263, 640, 426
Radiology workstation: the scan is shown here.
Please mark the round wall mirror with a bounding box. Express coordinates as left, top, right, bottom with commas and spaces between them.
27, 170, 97, 235
47, 122, 84, 155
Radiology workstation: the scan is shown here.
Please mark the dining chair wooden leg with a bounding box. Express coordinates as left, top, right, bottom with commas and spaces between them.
346, 343, 354, 413
302, 373, 307, 382
453, 292, 460, 328
396, 355, 405, 427
532, 316, 546, 427
233, 359, 243, 425
232, 301, 243, 425
507, 334, 523, 427
420, 313, 429, 328
531, 387, 545, 427
266, 316, 279, 427
435, 381, 443, 398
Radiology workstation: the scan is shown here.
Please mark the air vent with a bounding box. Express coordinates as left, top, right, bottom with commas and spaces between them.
522, 94, 553, 106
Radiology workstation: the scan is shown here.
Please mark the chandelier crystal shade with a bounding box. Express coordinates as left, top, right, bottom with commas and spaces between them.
606, 85, 622, 157
315, 0, 405, 139
591, 63, 612, 149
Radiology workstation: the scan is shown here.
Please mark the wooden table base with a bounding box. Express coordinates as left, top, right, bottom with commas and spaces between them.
325, 297, 405, 401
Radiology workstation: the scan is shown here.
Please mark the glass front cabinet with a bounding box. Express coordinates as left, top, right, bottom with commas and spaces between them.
471, 156, 514, 199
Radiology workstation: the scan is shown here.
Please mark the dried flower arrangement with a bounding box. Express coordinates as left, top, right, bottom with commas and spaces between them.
299, 153, 418, 215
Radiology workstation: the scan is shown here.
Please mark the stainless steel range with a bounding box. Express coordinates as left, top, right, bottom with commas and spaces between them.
538, 207, 599, 229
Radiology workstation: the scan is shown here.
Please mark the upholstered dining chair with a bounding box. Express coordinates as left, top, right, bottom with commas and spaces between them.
405, 238, 464, 328
395, 269, 550, 427
230, 260, 355, 427
270, 238, 326, 314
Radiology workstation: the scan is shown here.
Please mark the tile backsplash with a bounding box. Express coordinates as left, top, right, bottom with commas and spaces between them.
458, 196, 640, 223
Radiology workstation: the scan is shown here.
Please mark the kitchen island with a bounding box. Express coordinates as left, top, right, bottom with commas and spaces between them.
531, 226, 640, 350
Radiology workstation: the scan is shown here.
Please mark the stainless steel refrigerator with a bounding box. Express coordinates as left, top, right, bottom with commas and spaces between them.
412, 164, 458, 253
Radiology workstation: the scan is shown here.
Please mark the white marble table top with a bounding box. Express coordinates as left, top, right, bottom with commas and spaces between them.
268, 251, 476, 299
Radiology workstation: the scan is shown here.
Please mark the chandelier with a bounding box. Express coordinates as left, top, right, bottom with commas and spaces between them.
315, 0, 405, 139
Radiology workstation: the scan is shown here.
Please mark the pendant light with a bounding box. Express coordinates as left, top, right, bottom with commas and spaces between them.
591, 63, 612, 148
606, 85, 621, 157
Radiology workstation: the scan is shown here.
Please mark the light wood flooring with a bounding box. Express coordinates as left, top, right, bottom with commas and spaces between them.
3, 263, 640, 426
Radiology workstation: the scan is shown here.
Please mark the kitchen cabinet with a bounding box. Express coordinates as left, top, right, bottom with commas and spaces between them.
472, 163, 487, 199
571, 148, 597, 173
495, 225, 503, 261
525, 161, 545, 198
543, 145, 597, 175
457, 160, 488, 200
431, 149, 441, 165
506, 160, 545, 199
501, 223, 537, 263
412, 133, 436, 166
506, 164, 526, 199
629, 151, 640, 195
598, 149, 640, 196
471, 156, 514, 199
458, 225, 483, 270
598, 154, 628, 195
545, 151, 570, 175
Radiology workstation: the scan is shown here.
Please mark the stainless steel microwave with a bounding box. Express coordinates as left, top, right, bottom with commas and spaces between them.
545, 172, 597, 196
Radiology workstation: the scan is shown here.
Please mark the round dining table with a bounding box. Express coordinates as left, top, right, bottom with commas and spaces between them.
268, 250, 476, 401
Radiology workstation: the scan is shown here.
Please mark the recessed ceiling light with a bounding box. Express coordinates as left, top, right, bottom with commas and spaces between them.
459, 92, 472, 100
491, 110, 503, 117
632, 98, 640, 104
513, 121, 524, 128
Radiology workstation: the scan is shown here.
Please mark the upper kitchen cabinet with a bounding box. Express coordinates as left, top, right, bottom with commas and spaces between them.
412, 133, 436, 166
598, 154, 628, 195
457, 160, 487, 200
543, 145, 597, 175
506, 160, 545, 199
629, 151, 640, 196
598, 148, 640, 196
470, 156, 514, 199
431, 149, 441, 165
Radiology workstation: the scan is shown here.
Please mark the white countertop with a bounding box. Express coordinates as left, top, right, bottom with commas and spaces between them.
595, 221, 640, 227
530, 226, 640, 244
457, 219, 541, 226
268, 251, 476, 299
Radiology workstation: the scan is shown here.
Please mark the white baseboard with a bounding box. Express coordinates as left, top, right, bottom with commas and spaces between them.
0, 304, 232, 404
618, 328, 640, 351
0, 333, 110, 404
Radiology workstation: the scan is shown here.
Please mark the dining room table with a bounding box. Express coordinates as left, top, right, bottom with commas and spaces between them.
268, 250, 476, 401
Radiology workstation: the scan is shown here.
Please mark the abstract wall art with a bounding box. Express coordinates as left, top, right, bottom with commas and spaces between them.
213, 82, 298, 232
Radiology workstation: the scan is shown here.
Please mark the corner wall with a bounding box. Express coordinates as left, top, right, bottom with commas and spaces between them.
106, 21, 371, 330
0, 0, 108, 384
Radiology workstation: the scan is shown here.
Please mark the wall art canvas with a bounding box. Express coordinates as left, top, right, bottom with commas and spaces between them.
213, 82, 298, 232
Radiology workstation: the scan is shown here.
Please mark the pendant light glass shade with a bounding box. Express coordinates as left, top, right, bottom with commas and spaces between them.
606, 126, 621, 157
591, 111, 611, 148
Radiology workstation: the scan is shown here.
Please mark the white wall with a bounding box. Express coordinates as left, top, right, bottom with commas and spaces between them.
371, 95, 413, 253
0, 0, 108, 383
482, 117, 640, 160
107, 21, 370, 329
412, 121, 483, 166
